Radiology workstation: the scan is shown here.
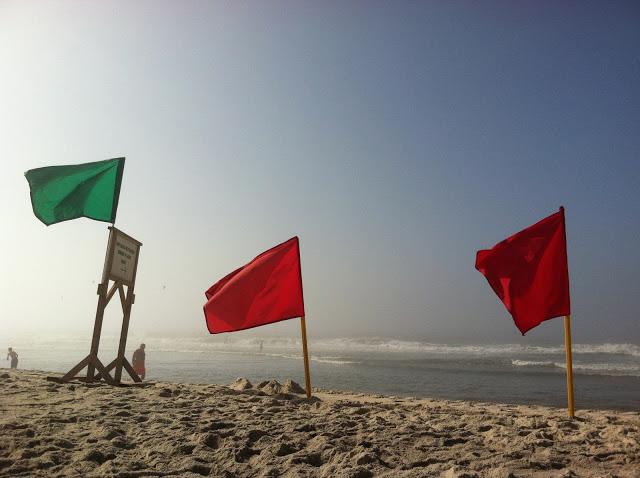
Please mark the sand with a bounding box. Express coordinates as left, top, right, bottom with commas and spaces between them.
1, 370, 638, 477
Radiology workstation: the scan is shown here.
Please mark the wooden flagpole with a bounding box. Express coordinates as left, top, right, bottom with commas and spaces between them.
300, 316, 312, 398
564, 314, 575, 418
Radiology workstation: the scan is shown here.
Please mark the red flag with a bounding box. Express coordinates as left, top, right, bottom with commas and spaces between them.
204, 237, 305, 334
475, 208, 570, 335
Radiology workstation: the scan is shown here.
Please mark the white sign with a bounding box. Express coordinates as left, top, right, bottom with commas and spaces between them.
109, 232, 139, 285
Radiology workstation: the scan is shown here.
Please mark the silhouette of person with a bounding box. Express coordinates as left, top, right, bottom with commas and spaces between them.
6, 347, 18, 369
132, 343, 146, 380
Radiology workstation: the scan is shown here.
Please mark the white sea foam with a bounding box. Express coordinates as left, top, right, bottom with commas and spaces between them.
124, 337, 640, 358
312, 358, 361, 365
564, 362, 640, 376
262, 353, 360, 365
511, 360, 557, 368
511, 359, 640, 377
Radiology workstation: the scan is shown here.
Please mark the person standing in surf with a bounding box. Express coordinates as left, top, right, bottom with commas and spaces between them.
6, 347, 18, 369
132, 343, 146, 380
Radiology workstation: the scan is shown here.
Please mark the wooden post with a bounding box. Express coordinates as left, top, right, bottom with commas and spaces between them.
86, 230, 117, 381
114, 286, 134, 382
110, 227, 142, 384
564, 315, 575, 418
85, 285, 107, 381
300, 316, 312, 398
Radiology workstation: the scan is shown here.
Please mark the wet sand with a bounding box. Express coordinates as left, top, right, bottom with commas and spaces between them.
1, 370, 638, 477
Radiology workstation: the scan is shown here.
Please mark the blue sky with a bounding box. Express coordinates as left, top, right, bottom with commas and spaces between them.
1, 1, 638, 344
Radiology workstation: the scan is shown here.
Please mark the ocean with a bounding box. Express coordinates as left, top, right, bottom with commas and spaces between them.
3, 337, 639, 411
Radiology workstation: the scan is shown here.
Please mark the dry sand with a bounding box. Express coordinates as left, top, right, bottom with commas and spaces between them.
1, 370, 638, 477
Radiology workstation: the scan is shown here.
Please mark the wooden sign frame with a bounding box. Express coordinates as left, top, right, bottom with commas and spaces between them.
58, 226, 142, 385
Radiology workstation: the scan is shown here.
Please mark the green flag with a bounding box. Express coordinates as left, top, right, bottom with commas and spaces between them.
25, 157, 125, 226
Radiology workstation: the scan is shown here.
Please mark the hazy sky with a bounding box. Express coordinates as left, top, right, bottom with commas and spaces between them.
1, 1, 639, 345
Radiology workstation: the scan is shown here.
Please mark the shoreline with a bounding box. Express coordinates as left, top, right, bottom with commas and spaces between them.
4, 365, 639, 413
1, 370, 638, 477
4, 338, 639, 412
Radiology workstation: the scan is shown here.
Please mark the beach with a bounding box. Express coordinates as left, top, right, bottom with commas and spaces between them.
1, 370, 638, 477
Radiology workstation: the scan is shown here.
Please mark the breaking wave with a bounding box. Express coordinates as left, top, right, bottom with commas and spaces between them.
511, 359, 640, 377
139, 337, 640, 358
263, 353, 360, 365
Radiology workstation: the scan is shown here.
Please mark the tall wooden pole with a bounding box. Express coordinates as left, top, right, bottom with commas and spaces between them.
300, 316, 312, 398
564, 315, 575, 418
85, 286, 107, 381
86, 229, 116, 381
114, 285, 134, 382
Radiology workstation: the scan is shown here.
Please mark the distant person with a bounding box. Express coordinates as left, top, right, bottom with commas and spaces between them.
6, 347, 18, 369
259, 340, 264, 353
132, 343, 146, 380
